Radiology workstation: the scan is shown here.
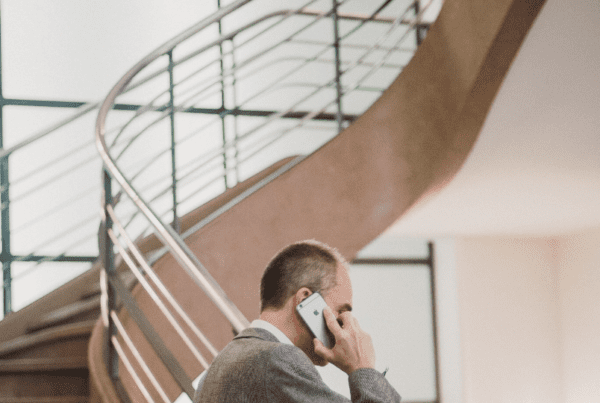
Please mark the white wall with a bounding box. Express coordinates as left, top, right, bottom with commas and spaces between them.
453, 236, 564, 403
435, 229, 600, 403
557, 228, 600, 403
433, 238, 463, 403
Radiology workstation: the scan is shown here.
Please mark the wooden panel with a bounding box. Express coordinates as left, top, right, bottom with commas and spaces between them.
0, 369, 88, 398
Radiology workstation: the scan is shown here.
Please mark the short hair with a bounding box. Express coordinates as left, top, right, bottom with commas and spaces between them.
260, 240, 346, 312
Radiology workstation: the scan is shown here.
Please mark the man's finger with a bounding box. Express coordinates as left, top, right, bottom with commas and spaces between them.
337, 311, 355, 331
323, 307, 342, 334
314, 338, 334, 362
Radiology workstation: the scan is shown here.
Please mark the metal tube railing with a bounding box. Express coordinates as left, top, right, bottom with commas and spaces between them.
111, 334, 157, 403
108, 227, 211, 369
109, 208, 218, 357
93, 0, 435, 400
111, 311, 171, 403
96, 6, 254, 379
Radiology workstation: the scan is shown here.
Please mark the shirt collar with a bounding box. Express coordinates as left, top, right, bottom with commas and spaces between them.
250, 319, 294, 346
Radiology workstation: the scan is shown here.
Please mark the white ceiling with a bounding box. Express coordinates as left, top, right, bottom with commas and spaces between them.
387, 0, 600, 237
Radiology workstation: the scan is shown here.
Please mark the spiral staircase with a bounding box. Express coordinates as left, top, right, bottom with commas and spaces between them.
0, 0, 546, 401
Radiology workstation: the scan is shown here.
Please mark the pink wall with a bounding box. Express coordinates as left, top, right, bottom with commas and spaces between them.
453, 236, 563, 403
444, 230, 600, 403
557, 228, 600, 403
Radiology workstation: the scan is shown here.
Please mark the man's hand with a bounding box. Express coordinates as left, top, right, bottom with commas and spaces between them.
313, 307, 376, 375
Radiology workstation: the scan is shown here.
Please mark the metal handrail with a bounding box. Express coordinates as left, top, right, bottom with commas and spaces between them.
95, 0, 435, 400
108, 205, 217, 359
96, 0, 253, 334
111, 311, 171, 403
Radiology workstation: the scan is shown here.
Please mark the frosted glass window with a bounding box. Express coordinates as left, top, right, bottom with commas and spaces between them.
357, 235, 430, 259
1, 0, 217, 101
318, 263, 437, 401
10, 262, 91, 312
5, 106, 101, 256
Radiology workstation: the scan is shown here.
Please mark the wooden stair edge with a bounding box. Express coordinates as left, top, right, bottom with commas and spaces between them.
0, 321, 96, 358
28, 296, 102, 333
0, 397, 88, 403
0, 356, 88, 372
88, 319, 121, 403
0, 155, 296, 345
0, 264, 102, 345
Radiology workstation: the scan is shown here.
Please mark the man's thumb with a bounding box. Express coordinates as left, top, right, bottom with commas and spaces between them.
314, 338, 333, 361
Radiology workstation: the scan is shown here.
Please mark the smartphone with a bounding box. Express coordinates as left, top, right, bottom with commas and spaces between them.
296, 292, 335, 349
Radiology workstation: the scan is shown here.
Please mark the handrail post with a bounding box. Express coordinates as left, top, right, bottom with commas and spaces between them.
217, 0, 230, 190
0, 7, 11, 317
414, 0, 425, 46
332, 0, 344, 134
101, 169, 119, 381
167, 50, 181, 234
1, 155, 11, 317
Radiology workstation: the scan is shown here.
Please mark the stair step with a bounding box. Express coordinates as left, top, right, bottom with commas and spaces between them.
0, 321, 95, 358
27, 296, 101, 334
81, 269, 136, 300
0, 357, 87, 373
0, 397, 88, 403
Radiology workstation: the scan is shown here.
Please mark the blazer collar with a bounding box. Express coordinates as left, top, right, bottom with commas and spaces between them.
234, 327, 280, 343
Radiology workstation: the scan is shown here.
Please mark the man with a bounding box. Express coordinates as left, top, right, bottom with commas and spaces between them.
194, 240, 401, 402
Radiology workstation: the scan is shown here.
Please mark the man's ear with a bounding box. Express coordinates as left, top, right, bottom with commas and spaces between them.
294, 287, 313, 306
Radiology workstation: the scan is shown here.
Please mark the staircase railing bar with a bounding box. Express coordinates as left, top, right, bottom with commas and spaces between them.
113, 58, 390, 231
207, 16, 406, 154
95, 0, 434, 398
100, 146, 250, 336
333, 0, 344, 132
10, 232, 98, 281
109, 3, 341, 163
109, 206, 218, 356
105, 267, 195, 397
105, 0, 257, 149
8, 154, 97, 204
118, 1, 323, 99
108, 227, 211, 369
143, 2, 432, 267
112, 0, 402, 154
110, 311, 171, 403
7, 254, 96, 263
10, 212, 97, 262
145, 154, 307, 270
110, 333, 157, 403
189, 5, 403, 121
107, 0, 424, 249
169, 6, 409, 76
123, 113, 325, 229
0, 103, 99, 161
116, 107, 356, 204
119, 0, 423, 260
8, 139, 96, 187
10, 186, 98, 234
97, 1, 254, 337
289, 38, 417, 53
111, 211, 218, 358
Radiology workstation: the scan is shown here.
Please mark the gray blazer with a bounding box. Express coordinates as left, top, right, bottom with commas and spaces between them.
194, 327, 401, 402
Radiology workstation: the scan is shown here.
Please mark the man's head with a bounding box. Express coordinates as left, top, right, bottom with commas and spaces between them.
259, 240, 353, 366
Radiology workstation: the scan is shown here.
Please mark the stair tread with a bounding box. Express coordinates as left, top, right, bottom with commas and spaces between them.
0, 357, 87, 372
0, 397, 88, 403
28, 296, 101, 333
0, 321, 96, 358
